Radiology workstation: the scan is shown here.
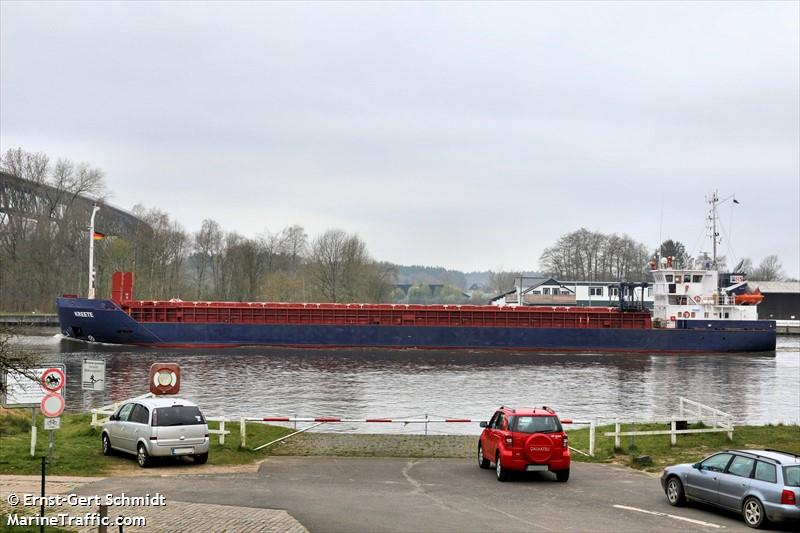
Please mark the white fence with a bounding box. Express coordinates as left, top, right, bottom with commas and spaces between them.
88, 395, 734, 456
603, 397, 734, 449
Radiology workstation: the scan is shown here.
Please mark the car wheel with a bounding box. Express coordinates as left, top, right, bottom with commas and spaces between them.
742, 497, 766, 528
194, 453, 208, 465
101, 434, 113, 456
666, 476, 685, 506
478, 444, 490, 469
555, 468, 570, 482
496, 454, 510, 482
136, 444, 151, 468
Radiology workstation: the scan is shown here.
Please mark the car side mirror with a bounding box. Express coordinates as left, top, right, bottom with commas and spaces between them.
692, 463, 701, 470
109, 414, 117, 421
479, 421, 488, 428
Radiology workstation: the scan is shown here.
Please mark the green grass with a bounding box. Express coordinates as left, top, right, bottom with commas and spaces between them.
0, 409, 294, 476
567, 421, 800, 472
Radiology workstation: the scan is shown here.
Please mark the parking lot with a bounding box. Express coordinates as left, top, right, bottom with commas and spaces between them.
68, 457, 799, 532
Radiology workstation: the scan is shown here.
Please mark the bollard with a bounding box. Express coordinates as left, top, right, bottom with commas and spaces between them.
614, 419, 621, 450
240, 417, 246, 448
588, 419, 596, 457
219, 418, 226, 445
40, 456, 46, 533
99, 504, 108, 533
670, 420, 677, 446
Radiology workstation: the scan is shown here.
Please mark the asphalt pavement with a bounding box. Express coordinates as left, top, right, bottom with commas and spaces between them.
72, 458, 796, 532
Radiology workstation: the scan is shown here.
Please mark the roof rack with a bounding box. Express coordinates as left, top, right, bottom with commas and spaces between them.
764, 449, 800, 459
728, 449, 783, 464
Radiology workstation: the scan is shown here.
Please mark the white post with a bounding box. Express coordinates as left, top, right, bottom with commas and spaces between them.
88, 205, 100, 299
30, 407, 37, 456
727, 417, 733, 441
240, 417, 246, 448
589, 419, 596, 457
670, 419, 677, 446
614, 418, 621, 450
219, 418, 226, 445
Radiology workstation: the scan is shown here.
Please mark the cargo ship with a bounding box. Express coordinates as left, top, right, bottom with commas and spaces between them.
55, 260, 775, 353
55, 193, 777, 353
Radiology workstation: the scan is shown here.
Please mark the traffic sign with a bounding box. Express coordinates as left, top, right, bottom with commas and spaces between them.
40, 394, 65, 417
44, 417, 61, 430
40, 367, 65, 393
82, 359, 105, 391
1, 366, 66, 408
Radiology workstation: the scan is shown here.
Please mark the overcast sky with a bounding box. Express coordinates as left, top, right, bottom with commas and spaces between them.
2, 1, 798, 276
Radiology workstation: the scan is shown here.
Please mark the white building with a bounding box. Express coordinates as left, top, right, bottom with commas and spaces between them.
490, 277, 654, 308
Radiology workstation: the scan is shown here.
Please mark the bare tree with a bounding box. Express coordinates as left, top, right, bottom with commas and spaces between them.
280, 225, 308, 271
192, 219, 222, 299
0, 327, 39, 398
489, 271, 521, 294
540, 229, 650, 282
308, 230, 389, 302
750, 255, 785, 281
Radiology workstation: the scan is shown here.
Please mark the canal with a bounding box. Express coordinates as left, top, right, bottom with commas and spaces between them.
8, 331, 800, 434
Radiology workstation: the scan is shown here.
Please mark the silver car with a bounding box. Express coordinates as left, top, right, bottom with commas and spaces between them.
660, 449, 800, 528
102, 397, 210, 467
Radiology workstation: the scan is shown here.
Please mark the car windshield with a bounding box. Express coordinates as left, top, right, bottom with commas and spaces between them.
511, 416, 561, 434
784, 466, 800, 487
153, 405, 206, 427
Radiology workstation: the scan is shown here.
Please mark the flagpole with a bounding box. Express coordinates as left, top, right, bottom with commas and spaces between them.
88, 205, 100, 299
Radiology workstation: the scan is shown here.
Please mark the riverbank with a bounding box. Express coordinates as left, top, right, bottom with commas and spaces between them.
2, 409, 798, 476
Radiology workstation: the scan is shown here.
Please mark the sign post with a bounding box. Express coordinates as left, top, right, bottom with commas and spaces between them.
38, 368, 66, 461
81, 359, 106, 391
1, 365, 66, 457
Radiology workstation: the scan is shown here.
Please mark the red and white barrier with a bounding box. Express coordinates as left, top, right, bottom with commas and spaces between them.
253, 417, 476, 424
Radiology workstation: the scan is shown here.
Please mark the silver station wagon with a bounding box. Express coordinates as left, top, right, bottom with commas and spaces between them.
102, 397, 210, 467
660, 449, 800, 528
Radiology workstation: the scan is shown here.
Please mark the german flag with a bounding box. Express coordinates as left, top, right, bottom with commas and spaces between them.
92, 231, 106, 240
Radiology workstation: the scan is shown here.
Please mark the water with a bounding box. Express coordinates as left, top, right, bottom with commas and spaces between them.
9, 331, 800, 434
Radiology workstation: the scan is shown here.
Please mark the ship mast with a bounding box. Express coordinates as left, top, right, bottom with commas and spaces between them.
706, 190, 738, 268
708, 191, 720, 266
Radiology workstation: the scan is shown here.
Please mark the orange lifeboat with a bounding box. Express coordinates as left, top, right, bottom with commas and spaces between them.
735, 289, 764, 305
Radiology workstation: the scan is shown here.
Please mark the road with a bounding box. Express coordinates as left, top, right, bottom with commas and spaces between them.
66, 457, 800, 532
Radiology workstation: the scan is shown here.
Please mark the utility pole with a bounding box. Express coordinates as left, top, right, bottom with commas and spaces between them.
88, 205, 100, 299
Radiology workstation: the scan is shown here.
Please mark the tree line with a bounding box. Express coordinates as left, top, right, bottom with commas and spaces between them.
540, 230, 790, 282
0, 148, 394, 311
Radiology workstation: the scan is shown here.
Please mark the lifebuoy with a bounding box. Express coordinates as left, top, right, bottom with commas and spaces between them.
683, 311, 690, 318
693, 295, 702, 303
669, 316, 676, 322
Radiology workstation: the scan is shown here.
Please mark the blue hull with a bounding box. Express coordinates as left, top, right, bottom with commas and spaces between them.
56, 297, 777, 353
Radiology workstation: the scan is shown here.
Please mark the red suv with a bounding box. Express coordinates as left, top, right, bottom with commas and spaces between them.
478, 406, 572, 482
